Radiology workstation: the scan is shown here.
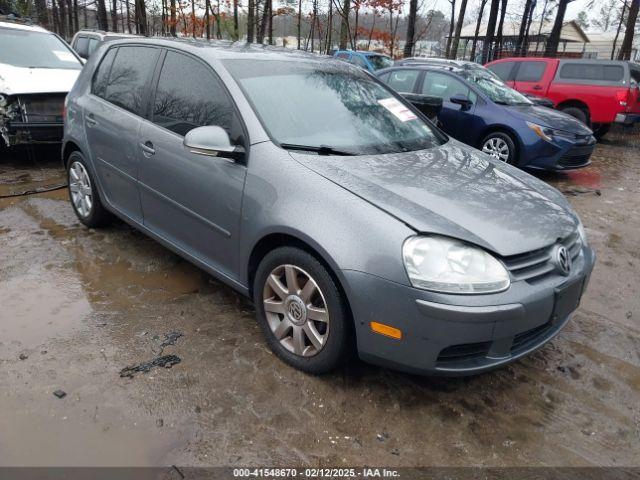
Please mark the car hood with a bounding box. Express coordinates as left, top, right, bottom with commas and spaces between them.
291, 140, 577, 257
505, 104, 593, 135
0, 63, 80, 95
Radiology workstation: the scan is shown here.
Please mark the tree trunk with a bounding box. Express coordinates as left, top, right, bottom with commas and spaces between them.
403, 0, 418, 57
268, 0, 273, 44
57, 0, 67, 38
233, 0, 239, 39
545, 0, 571, 56
205, 0, 211, 39
34, 0, 49, 29
612, 1, 627, 59
470, 0, 487, 61
247, 0, 255, 42
617, 0, 638, 60
96, 0, 109, 30
450, 0, 469, 60
327, 0, 333, 52
446, 0, 456, 58
481, 0, 500, 63
169, 0, 175, 35
135, 0, 147, 35
110, 0, 117, 31
515, 0, 533, 55
495, 0, 507, 54
339, 0, 350, 49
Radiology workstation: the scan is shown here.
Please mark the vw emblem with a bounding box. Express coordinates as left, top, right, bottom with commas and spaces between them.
289, 302, 303, 320
554, 245, 572, 276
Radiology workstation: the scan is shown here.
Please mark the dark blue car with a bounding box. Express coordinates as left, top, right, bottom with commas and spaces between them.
376, 65, 596, 170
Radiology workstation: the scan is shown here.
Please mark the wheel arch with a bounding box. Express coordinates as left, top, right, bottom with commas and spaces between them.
246, 232, 354, 325
62, 140, 84, 169
556, 99, 591, 121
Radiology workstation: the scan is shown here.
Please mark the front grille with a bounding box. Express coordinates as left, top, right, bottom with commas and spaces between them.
558, 144, 595, 168
501, 231, 582, 283
511, 321, 553, 352
436, 341, 492, 365
16, 94, 65, 124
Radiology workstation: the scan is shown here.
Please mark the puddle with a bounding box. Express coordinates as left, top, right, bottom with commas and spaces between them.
0, 272, 92, 353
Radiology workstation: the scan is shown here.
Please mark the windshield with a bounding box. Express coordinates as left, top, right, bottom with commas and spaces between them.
224, 60, 444, 155
367, 55, 394, 71
0, 27, 82, 69
461, 71, 532, 105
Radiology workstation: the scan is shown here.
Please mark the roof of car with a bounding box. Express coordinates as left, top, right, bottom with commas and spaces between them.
107, 37, 334, 63
0, 18, 50, 33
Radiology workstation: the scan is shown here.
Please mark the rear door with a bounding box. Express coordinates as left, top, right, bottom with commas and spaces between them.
137, 49, 247, 279
84, 45, 160, 222
512, 60, 548, 96
420, 70, 479, 144
383, 69, 422, 95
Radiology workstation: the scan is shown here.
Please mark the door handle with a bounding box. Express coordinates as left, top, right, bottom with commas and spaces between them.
533, 85, 542, 90
140, 141, 155, 156
86, 114, 98, 127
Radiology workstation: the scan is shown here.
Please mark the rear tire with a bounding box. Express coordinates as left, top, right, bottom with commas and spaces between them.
67, 151, 113, 228
559, 106, 588, 125
253, 246, 352, 374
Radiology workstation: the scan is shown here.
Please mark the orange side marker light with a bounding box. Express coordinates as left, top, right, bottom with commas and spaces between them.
370, 321, 402, 340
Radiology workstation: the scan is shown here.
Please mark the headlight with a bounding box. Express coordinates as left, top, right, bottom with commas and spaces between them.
402, 235, 510, 294
527, 121, 554, 142
577, 220, 588, 245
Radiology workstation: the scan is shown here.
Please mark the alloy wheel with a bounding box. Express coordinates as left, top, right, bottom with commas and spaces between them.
482, 137, 510, 162
262, 264, 330, 357
69, 161, 93, 218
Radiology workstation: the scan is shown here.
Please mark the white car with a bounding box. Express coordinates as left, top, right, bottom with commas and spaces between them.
0, 18, 83, 149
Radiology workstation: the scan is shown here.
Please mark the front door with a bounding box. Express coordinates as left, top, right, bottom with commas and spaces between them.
83, 45, 160, 222
137, 50, 247, 280
421, 71, 478, 144
512, 60, 548, 96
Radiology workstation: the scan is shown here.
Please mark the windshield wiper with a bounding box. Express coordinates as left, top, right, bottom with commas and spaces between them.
280, 143, 356, 156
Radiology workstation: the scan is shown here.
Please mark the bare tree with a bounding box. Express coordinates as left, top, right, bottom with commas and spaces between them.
403, 0, 419, 57
612, 1, 628, 58
515, 0, 535, 56
470, 0, 488, 61
450, 0, 469, 59
339, 0, 350, 49
481, 0, 500, 63
248, 0, 255, 41
495, 0, 507, 53
618, 0, 639, 59
545, 0, 573, 56
111, 0, 118, 31
445, 0, 456, 58
96, 0, 109, 30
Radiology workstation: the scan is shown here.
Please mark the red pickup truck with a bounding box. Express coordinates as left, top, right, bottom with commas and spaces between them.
485, 58, 640, 139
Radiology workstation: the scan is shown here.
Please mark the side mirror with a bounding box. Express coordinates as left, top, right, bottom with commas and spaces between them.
450, 94, 473, 111
400, 93, 443, 121
183, 125, 245, 161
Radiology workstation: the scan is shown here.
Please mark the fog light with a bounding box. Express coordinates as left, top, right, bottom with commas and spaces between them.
370, 321, 402, 340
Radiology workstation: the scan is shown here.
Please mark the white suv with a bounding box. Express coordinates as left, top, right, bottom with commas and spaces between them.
0, 18, 83, 148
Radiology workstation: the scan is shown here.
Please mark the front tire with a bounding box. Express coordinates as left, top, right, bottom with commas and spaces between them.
592, 123, 611, 141
481, 132, 517, 165
67, 151, 113, 228
253, 246, 352, 374
560, 106, 588, 125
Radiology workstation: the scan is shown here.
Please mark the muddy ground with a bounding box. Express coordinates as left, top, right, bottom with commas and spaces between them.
0, 130, 639, 468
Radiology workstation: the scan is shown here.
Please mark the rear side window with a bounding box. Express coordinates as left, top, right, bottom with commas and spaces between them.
349, 55, 368, 69
91, 47, 117, 98
103, 46, 160, 116
515, 61, 545, 82
74, 36, 89, 57
487, 62, 515, 81
336, 53, 350, 60
386, 70, 419, 93
152, 51, 234, 137
559, 63, 624, 82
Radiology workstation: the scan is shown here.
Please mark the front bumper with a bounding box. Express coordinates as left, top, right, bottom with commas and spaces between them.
522, 134, 596, 171
343, 245, 595, 376
614, 113, 640, 125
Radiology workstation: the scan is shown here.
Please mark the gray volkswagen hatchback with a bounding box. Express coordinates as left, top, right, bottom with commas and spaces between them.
63, 39, 595, 376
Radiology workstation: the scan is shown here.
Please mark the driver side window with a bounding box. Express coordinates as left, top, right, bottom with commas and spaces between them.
422, 72, 477, 104
152, 51, 235, 138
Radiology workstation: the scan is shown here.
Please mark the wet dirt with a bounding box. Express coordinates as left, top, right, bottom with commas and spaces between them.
0, 129, 639, 467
